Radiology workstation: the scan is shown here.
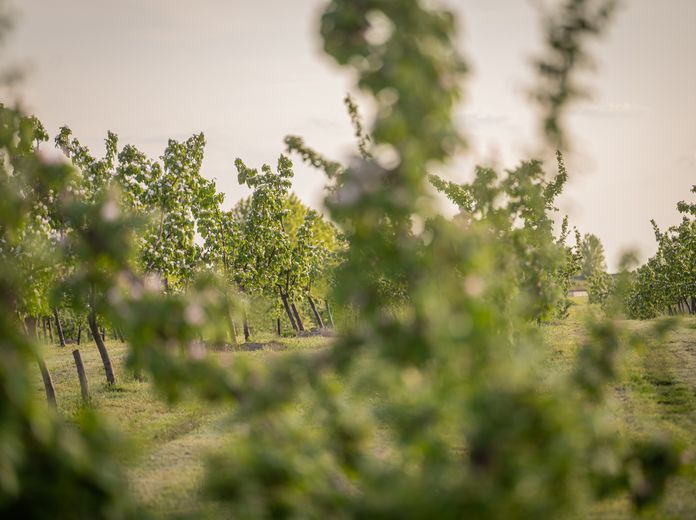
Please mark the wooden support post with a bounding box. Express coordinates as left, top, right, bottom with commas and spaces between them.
72, 349, 90, 402
242, 312, 250, 342
37, 356, 56, 407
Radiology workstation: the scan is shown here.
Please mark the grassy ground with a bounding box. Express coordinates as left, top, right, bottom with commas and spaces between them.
546, 298, 696, 518
34, 300, 696, 518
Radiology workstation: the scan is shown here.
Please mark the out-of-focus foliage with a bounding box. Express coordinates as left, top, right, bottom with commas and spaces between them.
0, 105, 137, 518
532, 0, 619, 149
198, 0, 682, 518
289, 84, 580, 323
430, 151, 581, 322
626, 186, 696, 319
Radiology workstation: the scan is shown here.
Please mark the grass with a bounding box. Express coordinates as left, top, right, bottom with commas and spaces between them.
545, 298, 696, 518
34, 301, 696, 518
34, 331, 332, 518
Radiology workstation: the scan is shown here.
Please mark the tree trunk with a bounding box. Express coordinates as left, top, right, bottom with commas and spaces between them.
280, 293, 298, 332
100, 327, 106, 342
47, 316, 54, 343
223, 308, 238, 347
691, 297, 696, 315
37, 356, 57, 407
242, 312, 250, 342
230, 319, 239, 346
307, 295, 324, 329
77, 323, 82, 345
116, 327, 125, 343
53, 308, 66, 347
324, 299, 335, 328
25, 316, 37, 338
88, 309, 116, 385
277, 318, 282, 336
291, 302, 305, 332
72, 349, 90, 402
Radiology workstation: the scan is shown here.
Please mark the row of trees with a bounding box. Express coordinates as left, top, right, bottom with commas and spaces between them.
19, 120, 341, 386
626, 185, 696, 319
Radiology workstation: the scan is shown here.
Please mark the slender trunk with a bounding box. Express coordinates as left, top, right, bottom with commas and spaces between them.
53, 308, 66, 347
307, 295, 324, 329
277, 318, 282, 336
47, 316, 54, 343
231, 320, 239, 345
25, 316, 37, 338
242, 311, 250, 342
100, 327, 106, 342
324, 299, 335, 328
280, 293, 299, 332
291, 302, 305, 332
224, 309, 238, 346
691, 297, 696, 315
41, 316, 47, 342
72, 349, 90, 402
37, 356, 56, 407
77, 323, 82, 345
116, 327, 124, 343
88, 309, 116, 385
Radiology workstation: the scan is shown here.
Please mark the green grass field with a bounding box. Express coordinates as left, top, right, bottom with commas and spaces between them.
34, 299, 696, 518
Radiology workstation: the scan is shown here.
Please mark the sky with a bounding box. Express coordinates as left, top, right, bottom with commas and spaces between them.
4, 0, 695, 270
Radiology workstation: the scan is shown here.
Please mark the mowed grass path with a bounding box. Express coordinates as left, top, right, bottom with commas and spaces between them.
34, 301, 696, 518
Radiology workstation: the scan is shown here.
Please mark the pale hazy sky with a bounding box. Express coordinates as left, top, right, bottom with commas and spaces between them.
5, 0, 695, 270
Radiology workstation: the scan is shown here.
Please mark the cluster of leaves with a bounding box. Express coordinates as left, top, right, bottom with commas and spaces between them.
0, 105, 137, 518
626, 185, 696, 319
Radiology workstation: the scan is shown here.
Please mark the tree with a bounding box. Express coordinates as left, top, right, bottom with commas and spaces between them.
580, 233, 607, 279
55, 127, 121, 384
430, 152, 581, 322
579, 233, 612, 306
233, 157, 338, 332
